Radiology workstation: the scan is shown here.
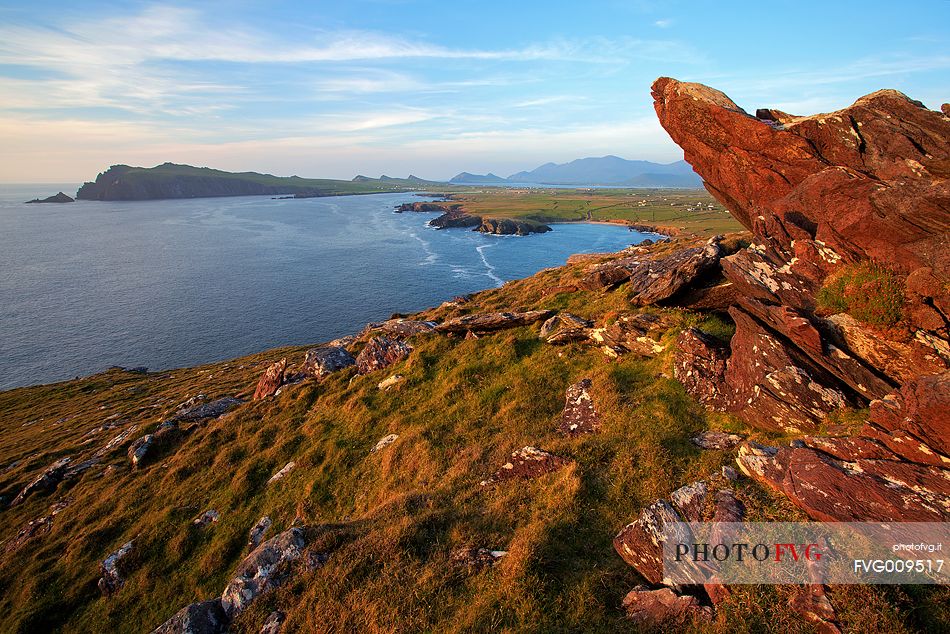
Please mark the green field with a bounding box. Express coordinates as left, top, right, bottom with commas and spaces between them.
439, 188, 744, 236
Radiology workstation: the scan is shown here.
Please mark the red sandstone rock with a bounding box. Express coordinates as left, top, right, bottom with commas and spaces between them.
253, 358, 286, 400
479, 446, 571, 486
559, 378, 601, 435
621, 586, 712, 625
355, 337, 413, 374
436, 310, 554, 334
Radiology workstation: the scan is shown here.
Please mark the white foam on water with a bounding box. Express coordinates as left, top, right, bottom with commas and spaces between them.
475, 243, 504, 287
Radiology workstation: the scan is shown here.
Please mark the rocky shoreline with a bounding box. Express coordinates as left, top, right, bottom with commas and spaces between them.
395, 200, 552, 235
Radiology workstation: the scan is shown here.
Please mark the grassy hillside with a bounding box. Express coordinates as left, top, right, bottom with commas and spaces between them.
0, 239, 943, 633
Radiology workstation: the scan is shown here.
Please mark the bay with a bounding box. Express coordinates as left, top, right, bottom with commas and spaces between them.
0, 186, 652, 389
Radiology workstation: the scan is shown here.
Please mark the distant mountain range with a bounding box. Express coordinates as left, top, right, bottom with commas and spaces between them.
448, 155, 701, 187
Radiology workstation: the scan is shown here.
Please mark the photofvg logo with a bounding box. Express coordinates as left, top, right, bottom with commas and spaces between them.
661, 522, 949, 585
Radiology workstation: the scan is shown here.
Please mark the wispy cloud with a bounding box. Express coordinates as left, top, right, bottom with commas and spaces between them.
654, 19, 673, 28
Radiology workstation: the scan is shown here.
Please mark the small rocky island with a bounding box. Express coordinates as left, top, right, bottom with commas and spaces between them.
395, 200, 552, 235
25, 192, 74, 204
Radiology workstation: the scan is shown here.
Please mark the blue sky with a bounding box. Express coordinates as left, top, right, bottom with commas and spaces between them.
1, 0, 948, 182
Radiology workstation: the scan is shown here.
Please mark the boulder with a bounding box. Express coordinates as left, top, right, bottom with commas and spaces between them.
302, 346, 356, 380
175, 397, 243, 421
613, 500, 685, 585
621, 587, 712, 626
267, 462, 296, 485
356, 336, 413, 374
480, 446, 571, 486
128, 421, 182, 468
371, 434, 399, 453
193, 510, 220, 528
98, 540, 134, 596
578, 236, 721, 303
220, 527, 306, 618
669, 480, 708, 522
151, 600, 228, 634
558, 379, 601, 435
539, 313, 593, 344
673, 329, 730, 407
253, 359, 286, 400
436, 310, 554, 335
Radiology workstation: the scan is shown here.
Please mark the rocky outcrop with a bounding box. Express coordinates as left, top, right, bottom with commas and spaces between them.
539, 313, 593, 344
9, 457, 73, 507
98, 540, 134, 596
5, 498, 71, 553
578, 237, 721, 304
656, 78, 949, 433
356, 336, 413, 374
429, 210, 482, 229
364, 319, 437, 338
588, 311, 677, 358
247, 516, 273, 550
476, 217, 551, 235
253, 359, 286, 400
175, 397, 243, 421
691, 431, 744, 450
621, 587, 712, 626
371, 434, 399, 453
220, 527, 306, 618
736, 372, 950, 522
437, 310, 554, 335
25, 192, 74, 203
267, 462, 296, 485
480, 446, 571, 486
128, 421, 183, 468
302, 346, 356, 380
151, 600, 227, 634
559, 379, 601, 435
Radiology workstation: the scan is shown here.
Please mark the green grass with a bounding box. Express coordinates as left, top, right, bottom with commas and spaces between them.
439, 188, 744, 236
0, 239, 942, 633
816, 262, 905, 326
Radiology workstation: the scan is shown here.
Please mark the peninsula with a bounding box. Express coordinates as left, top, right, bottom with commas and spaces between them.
75, 163, 436, 201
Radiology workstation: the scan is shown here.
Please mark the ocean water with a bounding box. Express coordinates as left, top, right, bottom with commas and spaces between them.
0, 186, 653, 389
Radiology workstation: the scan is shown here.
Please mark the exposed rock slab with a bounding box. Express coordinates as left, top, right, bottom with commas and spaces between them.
151, 600, 227, 634
99, 540, 134, 596
302, 346, 356, 380
736, 373, 950, 522
9, 457, 72, 506
356, 336, 413, 374
175, 397, 243, 421
5, 498, 71, 553
371, 434, 399, 453
589, 311, 677, 357
621, 586, 712, 626
540, 313, 593, 344
364, 319, 437, 338
220, 527, 306, 618
559, 379, 601, 435
437, 310, 554, 335
480, 446, 571, 486
692, 431, 745, 450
